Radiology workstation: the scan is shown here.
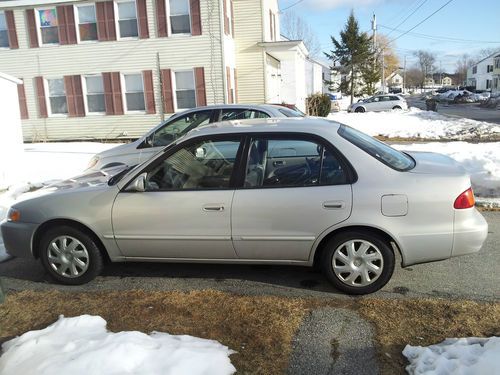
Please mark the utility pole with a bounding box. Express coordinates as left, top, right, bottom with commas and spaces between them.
381, 49, 385, 93
403, 55, 407, 93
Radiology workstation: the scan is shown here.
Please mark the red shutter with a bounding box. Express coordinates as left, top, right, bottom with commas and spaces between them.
57, 6, 69, 45
161, 69, 174, 113
34, 77, 48, 118
234, 68, 238, 103
64, 76, 76, 115
142, 70, 156, 114
17, 82, 29, 119
189, 0, 201, 36
102, 72, 114, 114
223, 0, 228, 35
226, 67, 233, 104
5, 11, 18, 49
111, 72, 123, 115
65, 6, 77, 44
96, 1, 116, 41
136, 0, 149, 39
26, 9, 39, 48
72, 76, 85, 116
194, 67, 206, 107
230, 0, 235, 37
156, 0, 168, 37
269, 10, 273, 41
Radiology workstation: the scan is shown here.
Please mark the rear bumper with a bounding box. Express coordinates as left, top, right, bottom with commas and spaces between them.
452, 208, 488, 257
0, 221, 38, 258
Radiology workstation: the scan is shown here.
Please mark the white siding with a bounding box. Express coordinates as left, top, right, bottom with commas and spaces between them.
0, 0, 225, 141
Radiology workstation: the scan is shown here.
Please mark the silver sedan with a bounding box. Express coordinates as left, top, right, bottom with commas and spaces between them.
1, 118, 488, 294
348, 95, 408, 113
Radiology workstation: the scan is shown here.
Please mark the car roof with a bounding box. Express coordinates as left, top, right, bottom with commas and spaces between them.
183, 117, 341, 139
175, 103, 291, 114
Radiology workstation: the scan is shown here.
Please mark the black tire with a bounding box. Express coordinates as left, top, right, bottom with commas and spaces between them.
354, 107, 365, 113
321, 231, 395, 295
392, 106, 402, 110
39, 225, 104, 285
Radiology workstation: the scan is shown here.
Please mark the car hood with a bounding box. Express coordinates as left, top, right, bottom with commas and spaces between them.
406, 151, 466, 176
96, 142, 139, 158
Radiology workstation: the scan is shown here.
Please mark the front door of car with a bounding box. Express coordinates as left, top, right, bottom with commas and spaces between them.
135, 110, 215, 165
112, 136, 243, 259
231, 135, 353, 261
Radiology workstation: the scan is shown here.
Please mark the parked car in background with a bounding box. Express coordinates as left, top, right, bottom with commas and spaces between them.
87, 104, 305, 171
2, 118, 487, 295
348, 95, 408, 113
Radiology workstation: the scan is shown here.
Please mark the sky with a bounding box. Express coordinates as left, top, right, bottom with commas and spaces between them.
278, 0, 500, 73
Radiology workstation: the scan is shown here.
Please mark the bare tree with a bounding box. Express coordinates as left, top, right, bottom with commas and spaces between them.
405, 68, 422, 89
413, 50, 436, 87
281, 11, 321, 57
455, 54, 474, 86
477, 47, 500, 61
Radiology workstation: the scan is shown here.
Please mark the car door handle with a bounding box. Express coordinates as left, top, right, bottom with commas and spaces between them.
273, 160, 286, 167
203, 204, 225, 212
323, 201, 345, 209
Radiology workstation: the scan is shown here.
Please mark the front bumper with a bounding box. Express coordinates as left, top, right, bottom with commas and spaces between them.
1, 221, 38, 258
452, 208, 488, 257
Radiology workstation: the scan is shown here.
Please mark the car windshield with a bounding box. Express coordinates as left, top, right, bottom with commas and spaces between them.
338, 125, 415, 171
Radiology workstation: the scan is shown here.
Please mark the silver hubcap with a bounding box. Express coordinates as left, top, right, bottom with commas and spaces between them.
332, 240, 384, 287
47, 236, 89, 278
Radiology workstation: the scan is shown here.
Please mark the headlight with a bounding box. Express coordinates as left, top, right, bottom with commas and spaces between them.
7, 208, 20, 222
87, 156, 100, 170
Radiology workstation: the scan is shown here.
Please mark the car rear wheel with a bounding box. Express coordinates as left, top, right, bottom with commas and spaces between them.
39, 226, 104, 285
392, 105, 402, 110
354, 107, 365, 113
321, 231, 395, 295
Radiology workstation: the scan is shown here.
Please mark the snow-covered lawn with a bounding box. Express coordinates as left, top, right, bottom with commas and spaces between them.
0, 315, 236, 375
328, 108, 500, 140
403, 337, 500, 375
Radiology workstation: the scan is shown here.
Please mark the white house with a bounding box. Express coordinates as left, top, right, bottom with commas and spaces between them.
0, 72, 24, 189
386, 71, 403, 91
467, 53, 496, 90
305, 57, 329, 96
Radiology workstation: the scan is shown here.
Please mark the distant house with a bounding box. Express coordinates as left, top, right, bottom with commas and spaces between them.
492, 53, 500, 94
386, 71, 403, 91
424, 77, 435, 88
467, 52, 498, 91
441, 76, 453, 86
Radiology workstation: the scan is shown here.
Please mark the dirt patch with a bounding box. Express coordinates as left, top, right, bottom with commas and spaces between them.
0, 290, 310, 375
357, 299, 500, 375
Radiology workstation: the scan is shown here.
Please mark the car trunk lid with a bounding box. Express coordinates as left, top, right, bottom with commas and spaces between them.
405, 151, 466, 176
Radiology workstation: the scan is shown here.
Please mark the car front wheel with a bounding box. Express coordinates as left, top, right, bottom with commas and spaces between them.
39, 226, 104, 285
321, 231, 395, 295
354, 107, 365, 113
392, 105, 402, 110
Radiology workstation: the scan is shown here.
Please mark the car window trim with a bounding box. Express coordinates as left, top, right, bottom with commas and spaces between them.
120, 133, 246, 192
234, 132, 357, 190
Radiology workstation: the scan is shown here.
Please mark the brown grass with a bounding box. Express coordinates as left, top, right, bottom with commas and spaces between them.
0, 290, 310, 375
357, 299, 500, 375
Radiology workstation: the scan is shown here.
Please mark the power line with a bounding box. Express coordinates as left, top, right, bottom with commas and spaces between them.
385, 0, 421, 25
386, 0, 429, 37
387, 0, 456, 45
280, 0, 305, 12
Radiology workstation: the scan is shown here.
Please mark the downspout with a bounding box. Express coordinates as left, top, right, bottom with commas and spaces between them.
219, 0, 227, 104
261, 0, 267, 104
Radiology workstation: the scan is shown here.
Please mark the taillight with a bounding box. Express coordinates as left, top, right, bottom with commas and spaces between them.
454, 187, 475, 209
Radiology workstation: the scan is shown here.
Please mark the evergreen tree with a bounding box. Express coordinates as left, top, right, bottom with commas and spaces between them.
325, 11, 375, 104
360, 62, 380, 96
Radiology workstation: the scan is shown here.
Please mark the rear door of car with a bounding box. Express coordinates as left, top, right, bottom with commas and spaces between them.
217, 108, 271, 121
231, 133, 354, 261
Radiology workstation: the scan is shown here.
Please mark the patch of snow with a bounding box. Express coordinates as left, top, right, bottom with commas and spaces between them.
392, 142, 500, 198
403, 336, 500, 375
328, 107, 500, 140
0, 315, 236, 375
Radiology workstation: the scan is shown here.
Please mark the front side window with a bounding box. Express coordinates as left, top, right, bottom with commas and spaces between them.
338, 124, 415, 171
175, 71, 196, 110
47, 78, 68, 115
145, 138, 241, 190
124, 73, 145, 111
85, 75, 105, 113
169, 0, 190, 34
0, 12, 8, 48
150, 110, 212, 147
221, 109, 270, 120
244, 137, 347, 188
38, 8, 59, 44
117, 1, 138, 38
77, 4, 98, 41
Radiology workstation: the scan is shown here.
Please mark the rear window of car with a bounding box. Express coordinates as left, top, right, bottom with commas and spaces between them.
278, 107, 306, 117
338, 125, 415, 171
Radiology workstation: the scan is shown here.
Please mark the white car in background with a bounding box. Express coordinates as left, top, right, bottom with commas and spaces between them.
348, 95, 408, 113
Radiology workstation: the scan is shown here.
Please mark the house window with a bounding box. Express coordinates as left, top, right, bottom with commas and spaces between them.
38, 8, 59, 44
117, 1, 138, 38
76, 4, 98, 41
486, 80, 492, 89
169, 0, 191, 34
0, 11, 8, 48
494, 78, 498, 89
47, 78, 67, 115
123, 73, 145, 111
495, 59, 500, 70
174, 70, 196, 109
84, 75, 105, 113
487, 65, 493, 73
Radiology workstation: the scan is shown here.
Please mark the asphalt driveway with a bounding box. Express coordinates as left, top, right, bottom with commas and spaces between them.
1, 212, 498, 301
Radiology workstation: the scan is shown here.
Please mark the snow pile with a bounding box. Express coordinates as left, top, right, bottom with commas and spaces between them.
0, 315, 236, 375
328, 107, 500, 140
403, 337, 500, 375
393, 142, 500, 198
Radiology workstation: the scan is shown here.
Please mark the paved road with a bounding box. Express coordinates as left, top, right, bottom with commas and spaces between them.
407, 96, 500, 125
1, 212, 498, 301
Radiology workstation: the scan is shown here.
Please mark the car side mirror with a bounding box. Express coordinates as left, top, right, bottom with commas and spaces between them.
129, 173, 147, 192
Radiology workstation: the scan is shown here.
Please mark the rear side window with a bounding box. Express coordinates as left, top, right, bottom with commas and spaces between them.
244, 137, 347, 188
338, 125, 415, 171
277, 107, 306, 117
221, 109, 270, 120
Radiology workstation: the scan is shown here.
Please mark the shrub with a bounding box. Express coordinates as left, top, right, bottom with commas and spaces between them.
306, 93, 331, 117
